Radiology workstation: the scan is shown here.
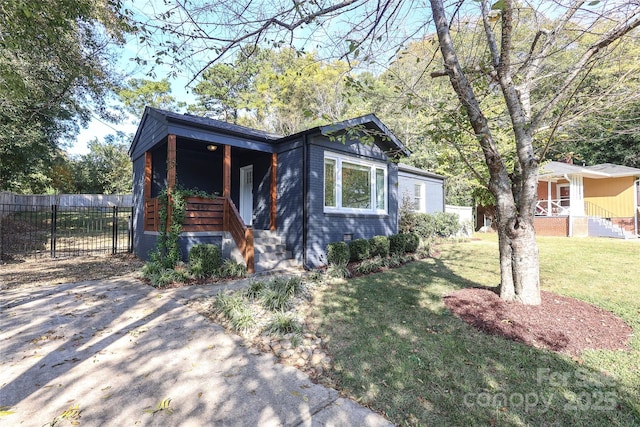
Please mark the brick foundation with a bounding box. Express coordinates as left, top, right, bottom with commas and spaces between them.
534, 216, 569, 237
612, 217, 635, 234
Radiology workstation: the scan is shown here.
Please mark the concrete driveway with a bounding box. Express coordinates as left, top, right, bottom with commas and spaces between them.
0, 274, 391, 426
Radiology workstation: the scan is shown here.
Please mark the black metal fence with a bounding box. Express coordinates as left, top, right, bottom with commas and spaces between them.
0, 204, 133, 260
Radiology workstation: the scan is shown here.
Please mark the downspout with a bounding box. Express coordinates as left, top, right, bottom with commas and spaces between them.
302, 134, 309, 269
564, 174, 572, 237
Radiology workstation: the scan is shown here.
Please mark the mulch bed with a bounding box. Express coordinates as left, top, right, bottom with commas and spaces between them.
444, 288, 633, 357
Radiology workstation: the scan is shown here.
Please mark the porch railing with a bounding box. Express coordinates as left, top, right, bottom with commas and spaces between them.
224, 197, 254, 273
144, 196, 254, 273
535, 199, 570, 216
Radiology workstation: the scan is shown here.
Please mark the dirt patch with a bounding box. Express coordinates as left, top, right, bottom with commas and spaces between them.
0, 254, 144, 291
444, 288, 633, 357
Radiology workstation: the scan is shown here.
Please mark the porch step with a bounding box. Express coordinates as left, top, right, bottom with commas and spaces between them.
587, 217, 636, 239
225, 229, 299, 273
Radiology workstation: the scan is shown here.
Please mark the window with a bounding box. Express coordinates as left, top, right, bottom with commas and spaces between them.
324, 153, 387, 214
414, 183, 424, 212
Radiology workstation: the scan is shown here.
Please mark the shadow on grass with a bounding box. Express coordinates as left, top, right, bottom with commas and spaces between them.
312, 246, 640, 426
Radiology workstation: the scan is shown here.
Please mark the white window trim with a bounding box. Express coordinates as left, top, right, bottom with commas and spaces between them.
324, 152, 388, 214
414, 182, 425, 213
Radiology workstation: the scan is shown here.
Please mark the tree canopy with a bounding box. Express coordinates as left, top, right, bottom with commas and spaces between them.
0, 0, 131, 192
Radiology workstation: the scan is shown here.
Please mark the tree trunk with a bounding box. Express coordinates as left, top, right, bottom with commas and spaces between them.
495, 205, 540, 304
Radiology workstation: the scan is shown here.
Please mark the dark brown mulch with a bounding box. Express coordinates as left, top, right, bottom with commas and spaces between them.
443, 288, 633, 357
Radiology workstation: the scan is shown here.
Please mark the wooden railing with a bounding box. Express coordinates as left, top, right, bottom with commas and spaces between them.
143, 195, 254, 273
144, 198, 160, 231
182, 197, 224, 232
225, 197, 254, 273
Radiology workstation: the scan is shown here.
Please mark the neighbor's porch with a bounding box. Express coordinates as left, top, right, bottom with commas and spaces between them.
141, 134, 278, 272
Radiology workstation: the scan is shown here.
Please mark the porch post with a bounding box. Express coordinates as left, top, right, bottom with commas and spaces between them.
547, 180, 552, 217
167, 134, 177, 229
270, 152, 277, 231
167, 135, 176, 193
144, 151, 152, 199
223, 145, 231, 198
144, 151, 152, 230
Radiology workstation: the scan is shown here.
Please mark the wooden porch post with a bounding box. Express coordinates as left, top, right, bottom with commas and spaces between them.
223, 145, 231, 198
223, 145, 231, 230
144, 151, 152, 230
167, 134, 177, 228
270, 152, 277, 231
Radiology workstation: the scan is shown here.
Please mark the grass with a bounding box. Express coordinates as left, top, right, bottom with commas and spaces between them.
310, 234, 640, 426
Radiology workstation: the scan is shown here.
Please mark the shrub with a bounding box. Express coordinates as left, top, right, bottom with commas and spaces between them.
265, 313, 303, 336
326, 261, 351, 279
404, 233, 420, 253
348, 238, 370, 262
147, 267, 190, 288
369, 235, 390, 258
353, 256, 385, 275
326, 241, 350, 265
245, 280, 267, 299
219, 259, 247, 278
389, 234, 407, 255
260, 288, 291, 311
214, 292, 255, 333
188, 244, 221, 278
399, 211, 462, 239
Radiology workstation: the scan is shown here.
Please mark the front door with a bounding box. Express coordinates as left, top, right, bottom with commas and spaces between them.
240, 165, 253, 226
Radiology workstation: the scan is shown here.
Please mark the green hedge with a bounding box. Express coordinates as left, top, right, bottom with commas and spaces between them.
399, 211, 462, 239
389, 234, 406, 255
404, 233, 420, 253
348, 238, 370, 262
188, 244, 222, 277
369, 235, 390, 258
327, 241, 350, 265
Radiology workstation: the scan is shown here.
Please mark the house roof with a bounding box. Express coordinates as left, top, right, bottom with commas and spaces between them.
130, 108, 411, 159
539, 161, 640, 179
398, 163, 445, 180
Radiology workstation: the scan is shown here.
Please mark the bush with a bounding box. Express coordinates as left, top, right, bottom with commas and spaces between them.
219, 259, 247, 278
326, 241, 350, 265
348, 238, 370, 262
326, 261, 351, 279
214, 292, 255, 333
389, 234, 407, 255
353, 256, 385, 275
369, 235, 390, 258
399, 211, 462, 239
265, 313, 303, 336
188, 244, 221, 278
404, 233, 420, 253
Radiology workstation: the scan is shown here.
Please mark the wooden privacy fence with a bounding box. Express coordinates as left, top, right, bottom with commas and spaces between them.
0, 192, 132, 209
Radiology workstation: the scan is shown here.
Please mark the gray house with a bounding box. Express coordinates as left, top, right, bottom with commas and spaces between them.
129, 107, 444, 272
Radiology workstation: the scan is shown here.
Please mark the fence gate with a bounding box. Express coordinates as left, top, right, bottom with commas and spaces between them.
0, 204, 133, 260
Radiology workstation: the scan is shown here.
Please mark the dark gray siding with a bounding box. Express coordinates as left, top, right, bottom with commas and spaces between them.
132, 156, 153, 259
277, 146, 304, 264
304, 137, 398, 268
130, 114, 168, 161
175, 145, 223, 195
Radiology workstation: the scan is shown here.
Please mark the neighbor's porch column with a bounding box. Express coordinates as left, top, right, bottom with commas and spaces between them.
547, 179, 552, 217
270, 152, 277, 231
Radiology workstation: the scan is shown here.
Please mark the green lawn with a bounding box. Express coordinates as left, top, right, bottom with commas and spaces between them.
310, 234, 640, 426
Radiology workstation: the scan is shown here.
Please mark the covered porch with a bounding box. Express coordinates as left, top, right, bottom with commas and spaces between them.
141, 134, 278, 273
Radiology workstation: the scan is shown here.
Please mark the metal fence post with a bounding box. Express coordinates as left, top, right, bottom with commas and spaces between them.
112, 206, 118, 254
50, 204, 57, 258
128, 207, 133, 253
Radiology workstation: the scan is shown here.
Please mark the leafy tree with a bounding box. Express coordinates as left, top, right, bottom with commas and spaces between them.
117, 78, 185, 118
0, 0, 131, 192
139, 0, 640, 304
73, 134, 132, 194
